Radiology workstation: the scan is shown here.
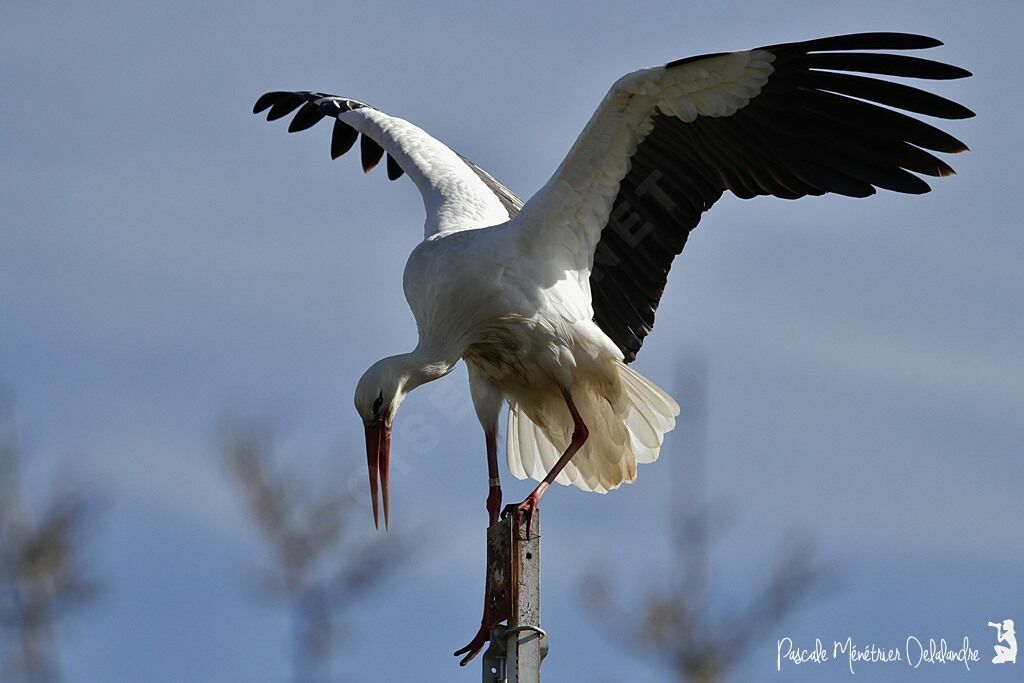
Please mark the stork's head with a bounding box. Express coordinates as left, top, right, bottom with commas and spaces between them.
354, 352, 454, 529
354, 357, 409, 530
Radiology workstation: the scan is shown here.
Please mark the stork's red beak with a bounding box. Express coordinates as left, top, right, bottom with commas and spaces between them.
364, 419, 391, 529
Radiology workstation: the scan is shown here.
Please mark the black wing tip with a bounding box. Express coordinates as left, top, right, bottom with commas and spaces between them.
908, 179, 933, 195
253, 93, 394, 175
254, 91, 377, 122
253, 90, 297, 114
253, 92, 278, 114
360, 134, 384, 173
942, 65, 973, 81
254, 91, 306, 117
386, 154, 404, 180
331, 119, 358, 160
875, 32, 944, 49
287, 101, 326, 133
814, 32, 944, 51
949, 105, 976, 120
762, 32, 946, 55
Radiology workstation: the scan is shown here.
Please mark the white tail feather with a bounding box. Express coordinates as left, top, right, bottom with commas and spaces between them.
505, 363, 679, 493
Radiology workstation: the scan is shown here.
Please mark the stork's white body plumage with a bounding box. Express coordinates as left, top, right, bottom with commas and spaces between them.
403, 222, 678, 494
254, 31, 972, 662
335, 94, 685, 494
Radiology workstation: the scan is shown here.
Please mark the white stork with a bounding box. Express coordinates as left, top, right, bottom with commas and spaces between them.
254, 32, 972, 662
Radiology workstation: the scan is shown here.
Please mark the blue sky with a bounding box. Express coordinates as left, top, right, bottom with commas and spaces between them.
1, 1, 1021, 681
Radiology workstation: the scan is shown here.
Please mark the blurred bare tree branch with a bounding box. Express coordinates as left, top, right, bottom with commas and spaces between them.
584, 530, 825, 683
0, 404, 101, 683
220, 417, 409, 683
582, 359, 834, 683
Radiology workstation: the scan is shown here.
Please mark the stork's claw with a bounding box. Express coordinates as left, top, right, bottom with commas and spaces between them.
502, 493, 540, 540
454, 622, 491, 666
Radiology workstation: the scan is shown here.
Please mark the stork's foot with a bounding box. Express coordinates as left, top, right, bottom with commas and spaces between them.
502, 490, 541, 540
454, 620, 494, 666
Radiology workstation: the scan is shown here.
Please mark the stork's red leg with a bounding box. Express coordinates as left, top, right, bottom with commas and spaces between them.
454, 428, 503, 665
454, 557, 496, 665
485, 428, 502, 526
505, 388, 589, 539
454, 616, 491, 666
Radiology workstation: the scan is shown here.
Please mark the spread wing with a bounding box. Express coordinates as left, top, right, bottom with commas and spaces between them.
253, 92, 521, 237
510, 32, 974, 361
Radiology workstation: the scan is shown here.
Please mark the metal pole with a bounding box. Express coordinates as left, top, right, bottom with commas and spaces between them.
507, 512, 542, 683
481, 512, 547, 683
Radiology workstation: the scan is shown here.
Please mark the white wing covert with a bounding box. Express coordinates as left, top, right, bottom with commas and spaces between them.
253, 92, 519, 237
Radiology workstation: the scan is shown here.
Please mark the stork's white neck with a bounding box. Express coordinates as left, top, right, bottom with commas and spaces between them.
390, 345, 459, 394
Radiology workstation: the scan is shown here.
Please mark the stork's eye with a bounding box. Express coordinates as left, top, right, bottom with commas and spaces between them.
372, 392, 384, 416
